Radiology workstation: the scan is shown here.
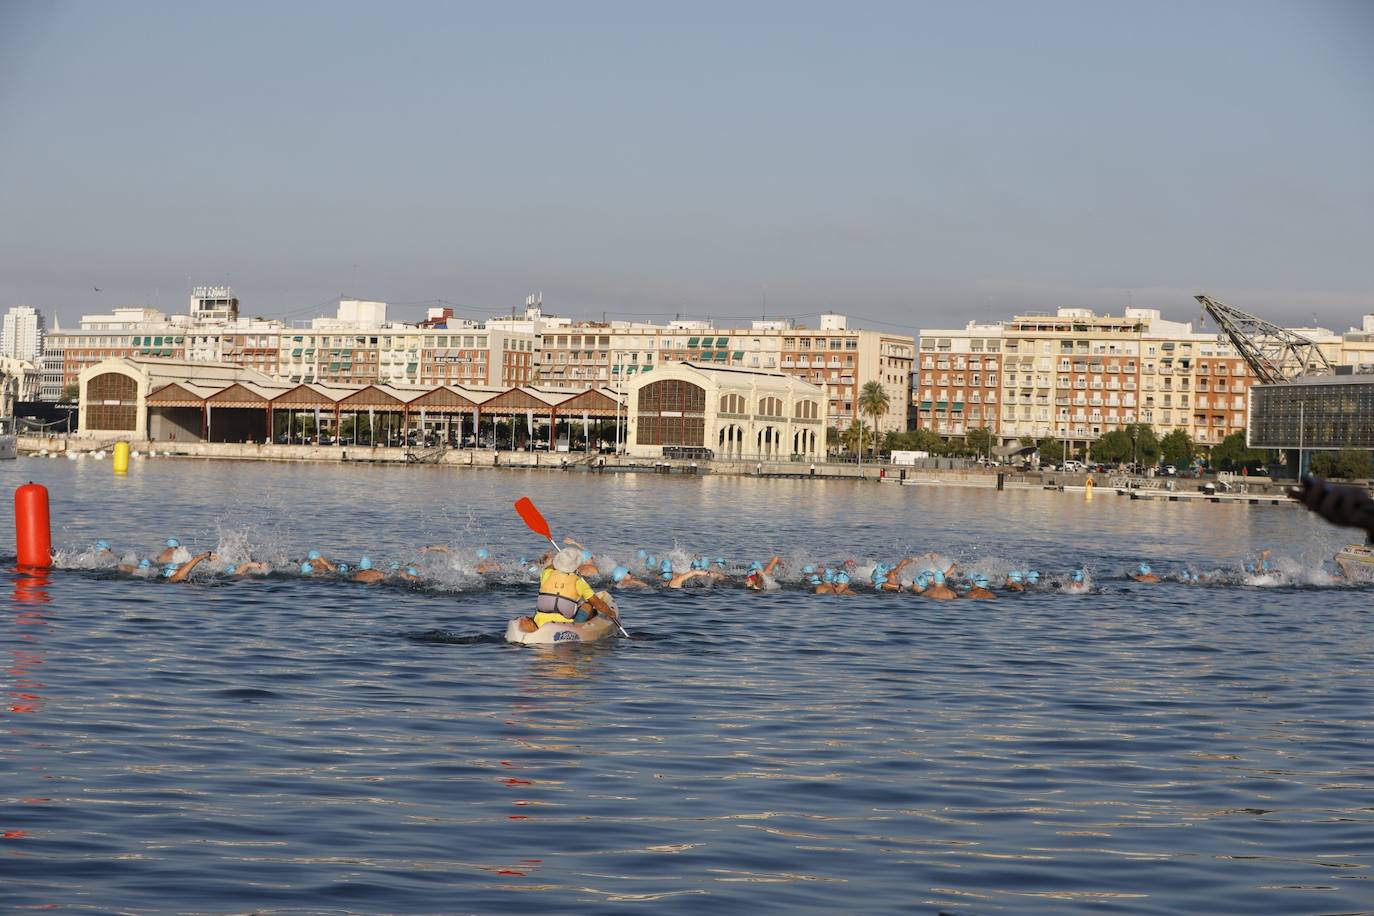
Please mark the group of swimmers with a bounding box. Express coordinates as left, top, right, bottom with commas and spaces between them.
77, 535, 1322, 598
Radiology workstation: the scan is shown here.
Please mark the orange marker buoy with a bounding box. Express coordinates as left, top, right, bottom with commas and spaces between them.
15, 482, 52, 569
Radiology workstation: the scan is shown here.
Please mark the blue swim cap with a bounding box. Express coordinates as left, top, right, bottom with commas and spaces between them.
161, 564, 177, 578
224, 564, 237, 575
802, 564, 815, 574
750, 560, 763, 571
915, 573, 929, 589
645, 555, 658, 568
581, 550, 593, 563
822, 568, 835, 583
636, 549, 648, 559
836, 572, 850, 585
1072, 569, 1084, 582
165, 538, 179, 548
933, 570, 945, 585
871, 568, 885, 583
300, 561, 313, 574
660, 559, 672, 572
138, 558, 151, 569
406, 566, 418, 576
338, 563, 350, 573
359, 556, 372, 570
809, 574, 822, 586
612, 566, 629, 583
661, 571, 672, 580
1027, 570, 1040, 584
1009, 571, 1024, 583
476, 548, 489, 560
973, 574, 989, 588
96, 539, 110, 550
1138, 563, 1151, 575
308, 550, 321, 561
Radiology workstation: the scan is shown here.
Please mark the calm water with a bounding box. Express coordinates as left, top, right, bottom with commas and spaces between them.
2, 458, 1371, 914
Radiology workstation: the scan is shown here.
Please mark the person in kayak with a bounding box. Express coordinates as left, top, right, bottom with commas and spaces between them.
561, 538, 602, 577
534, 547, 600, 626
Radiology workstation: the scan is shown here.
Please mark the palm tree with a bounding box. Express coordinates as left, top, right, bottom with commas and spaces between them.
858, 381, 890, 459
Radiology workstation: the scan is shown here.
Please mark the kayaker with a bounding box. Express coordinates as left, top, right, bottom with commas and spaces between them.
534, 547, 599, 626
1130, 562, 1159, 583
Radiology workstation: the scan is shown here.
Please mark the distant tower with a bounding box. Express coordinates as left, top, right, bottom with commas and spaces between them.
1, 305, 45, 362
190, 285, 239, 323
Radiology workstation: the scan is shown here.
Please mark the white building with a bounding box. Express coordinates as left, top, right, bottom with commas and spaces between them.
2, 305, 45, 362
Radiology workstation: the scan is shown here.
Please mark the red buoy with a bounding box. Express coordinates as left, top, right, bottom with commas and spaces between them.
15, 482, 52, 569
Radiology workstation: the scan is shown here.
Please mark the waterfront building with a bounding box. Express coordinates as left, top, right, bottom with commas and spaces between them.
624, 361, 826, 461
1248, 371, 1374, 475
1, 305, 45, 363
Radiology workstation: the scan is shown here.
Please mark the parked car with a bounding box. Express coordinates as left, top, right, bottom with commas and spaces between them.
1164, 464, 1178, 476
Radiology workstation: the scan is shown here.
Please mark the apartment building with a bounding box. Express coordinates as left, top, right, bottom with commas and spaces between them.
914, 322, 1003, 437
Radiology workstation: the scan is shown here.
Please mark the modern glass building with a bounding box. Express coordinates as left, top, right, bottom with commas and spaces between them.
1249, 374, 1374, 449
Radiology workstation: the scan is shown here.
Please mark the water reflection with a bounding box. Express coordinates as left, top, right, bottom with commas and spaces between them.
7, 568, 50, 717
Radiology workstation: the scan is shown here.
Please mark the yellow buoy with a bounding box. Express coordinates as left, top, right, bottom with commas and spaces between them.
112, 441, 130, 474
1085, 475, 1094, 501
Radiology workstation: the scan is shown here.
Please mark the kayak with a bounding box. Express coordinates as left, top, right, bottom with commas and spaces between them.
504, 590, 622, 646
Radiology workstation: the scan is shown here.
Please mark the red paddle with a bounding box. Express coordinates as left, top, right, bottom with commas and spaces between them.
513, 497, 629, 638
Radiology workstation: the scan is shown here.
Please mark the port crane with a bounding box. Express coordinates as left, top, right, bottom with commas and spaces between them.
1195, 294, 1334, 385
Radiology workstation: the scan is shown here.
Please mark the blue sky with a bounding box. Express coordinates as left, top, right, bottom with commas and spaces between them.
2, 0, 1370, 331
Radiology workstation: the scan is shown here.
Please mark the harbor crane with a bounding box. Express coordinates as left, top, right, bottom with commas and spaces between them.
1195, 294, 1334, 386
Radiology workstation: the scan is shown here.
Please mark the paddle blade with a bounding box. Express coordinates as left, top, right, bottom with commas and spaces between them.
514, 497, 552, 541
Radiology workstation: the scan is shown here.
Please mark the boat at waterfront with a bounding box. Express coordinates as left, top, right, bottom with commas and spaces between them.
1335, 543, 1374, 581
0, 418, 17, 459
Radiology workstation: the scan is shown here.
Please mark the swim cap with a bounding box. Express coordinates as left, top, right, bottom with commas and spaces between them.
476, 548, 489, 560
802, 564, 815, 574
359, 556, 373, 570
973, 574, 989, 588
406, 566, 418, 576
580, 550, 593, 563
161, 564, 177, 578
750, 560, 763, 571
1027, 570, 1040, 584
645, 555, 657, 568
1009, 571, 1024, 583
809, 574, 822, 586
612, 566, 629, 583
138, 558, 151, 569
822, 569, 835, 583
636, 549, 647, 559
1071, 570, 1084, 582
338, 563, 350, 573
308, 550, 321, 560
933, 570, 945, 585
661, 571, 672, 581
660, 559, 672, 572
1138, 563, 1151, 575
224, 564, 237, 575
914, 573, 929, 589
96, 539, 110, 550
300, 561, 313, 574
836, 572, 850, 585
165, 538, 179, 548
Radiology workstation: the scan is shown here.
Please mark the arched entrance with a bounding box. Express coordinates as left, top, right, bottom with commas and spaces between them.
84, 372, 138, 432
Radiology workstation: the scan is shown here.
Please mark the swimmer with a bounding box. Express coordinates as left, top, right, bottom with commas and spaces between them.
216, 554, 271, 577
162, 551, 212, 583
1130, 562, 1159, 583
351, 556, 385, 584
300, 549, 338, 573
609, 565, 650, 589
561, 537, 601, 577
473, 547, 500, 574
386, 561, 421, 583
155, 537, 183, 564
1005, 570, 1025, 592
960, 574, 997, 600
830, 571, 854, 595
814, 568, 838, 594
665, 567, 726, 589
745, 556, 784, 591
1244, 549, 1275, 576
920, 569, 957, 600
1063, 568, 1090, 593
118, 556, 152, 575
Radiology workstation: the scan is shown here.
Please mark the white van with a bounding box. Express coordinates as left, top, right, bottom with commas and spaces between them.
1061, 460, 1086, 473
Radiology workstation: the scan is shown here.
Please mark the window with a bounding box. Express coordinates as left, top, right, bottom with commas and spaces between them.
794, 400, 819, 420
759, 396, 783, 417
720, 393, 745, 414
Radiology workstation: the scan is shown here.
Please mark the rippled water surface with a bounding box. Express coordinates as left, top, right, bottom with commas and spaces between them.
2, 458, 1371, 914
